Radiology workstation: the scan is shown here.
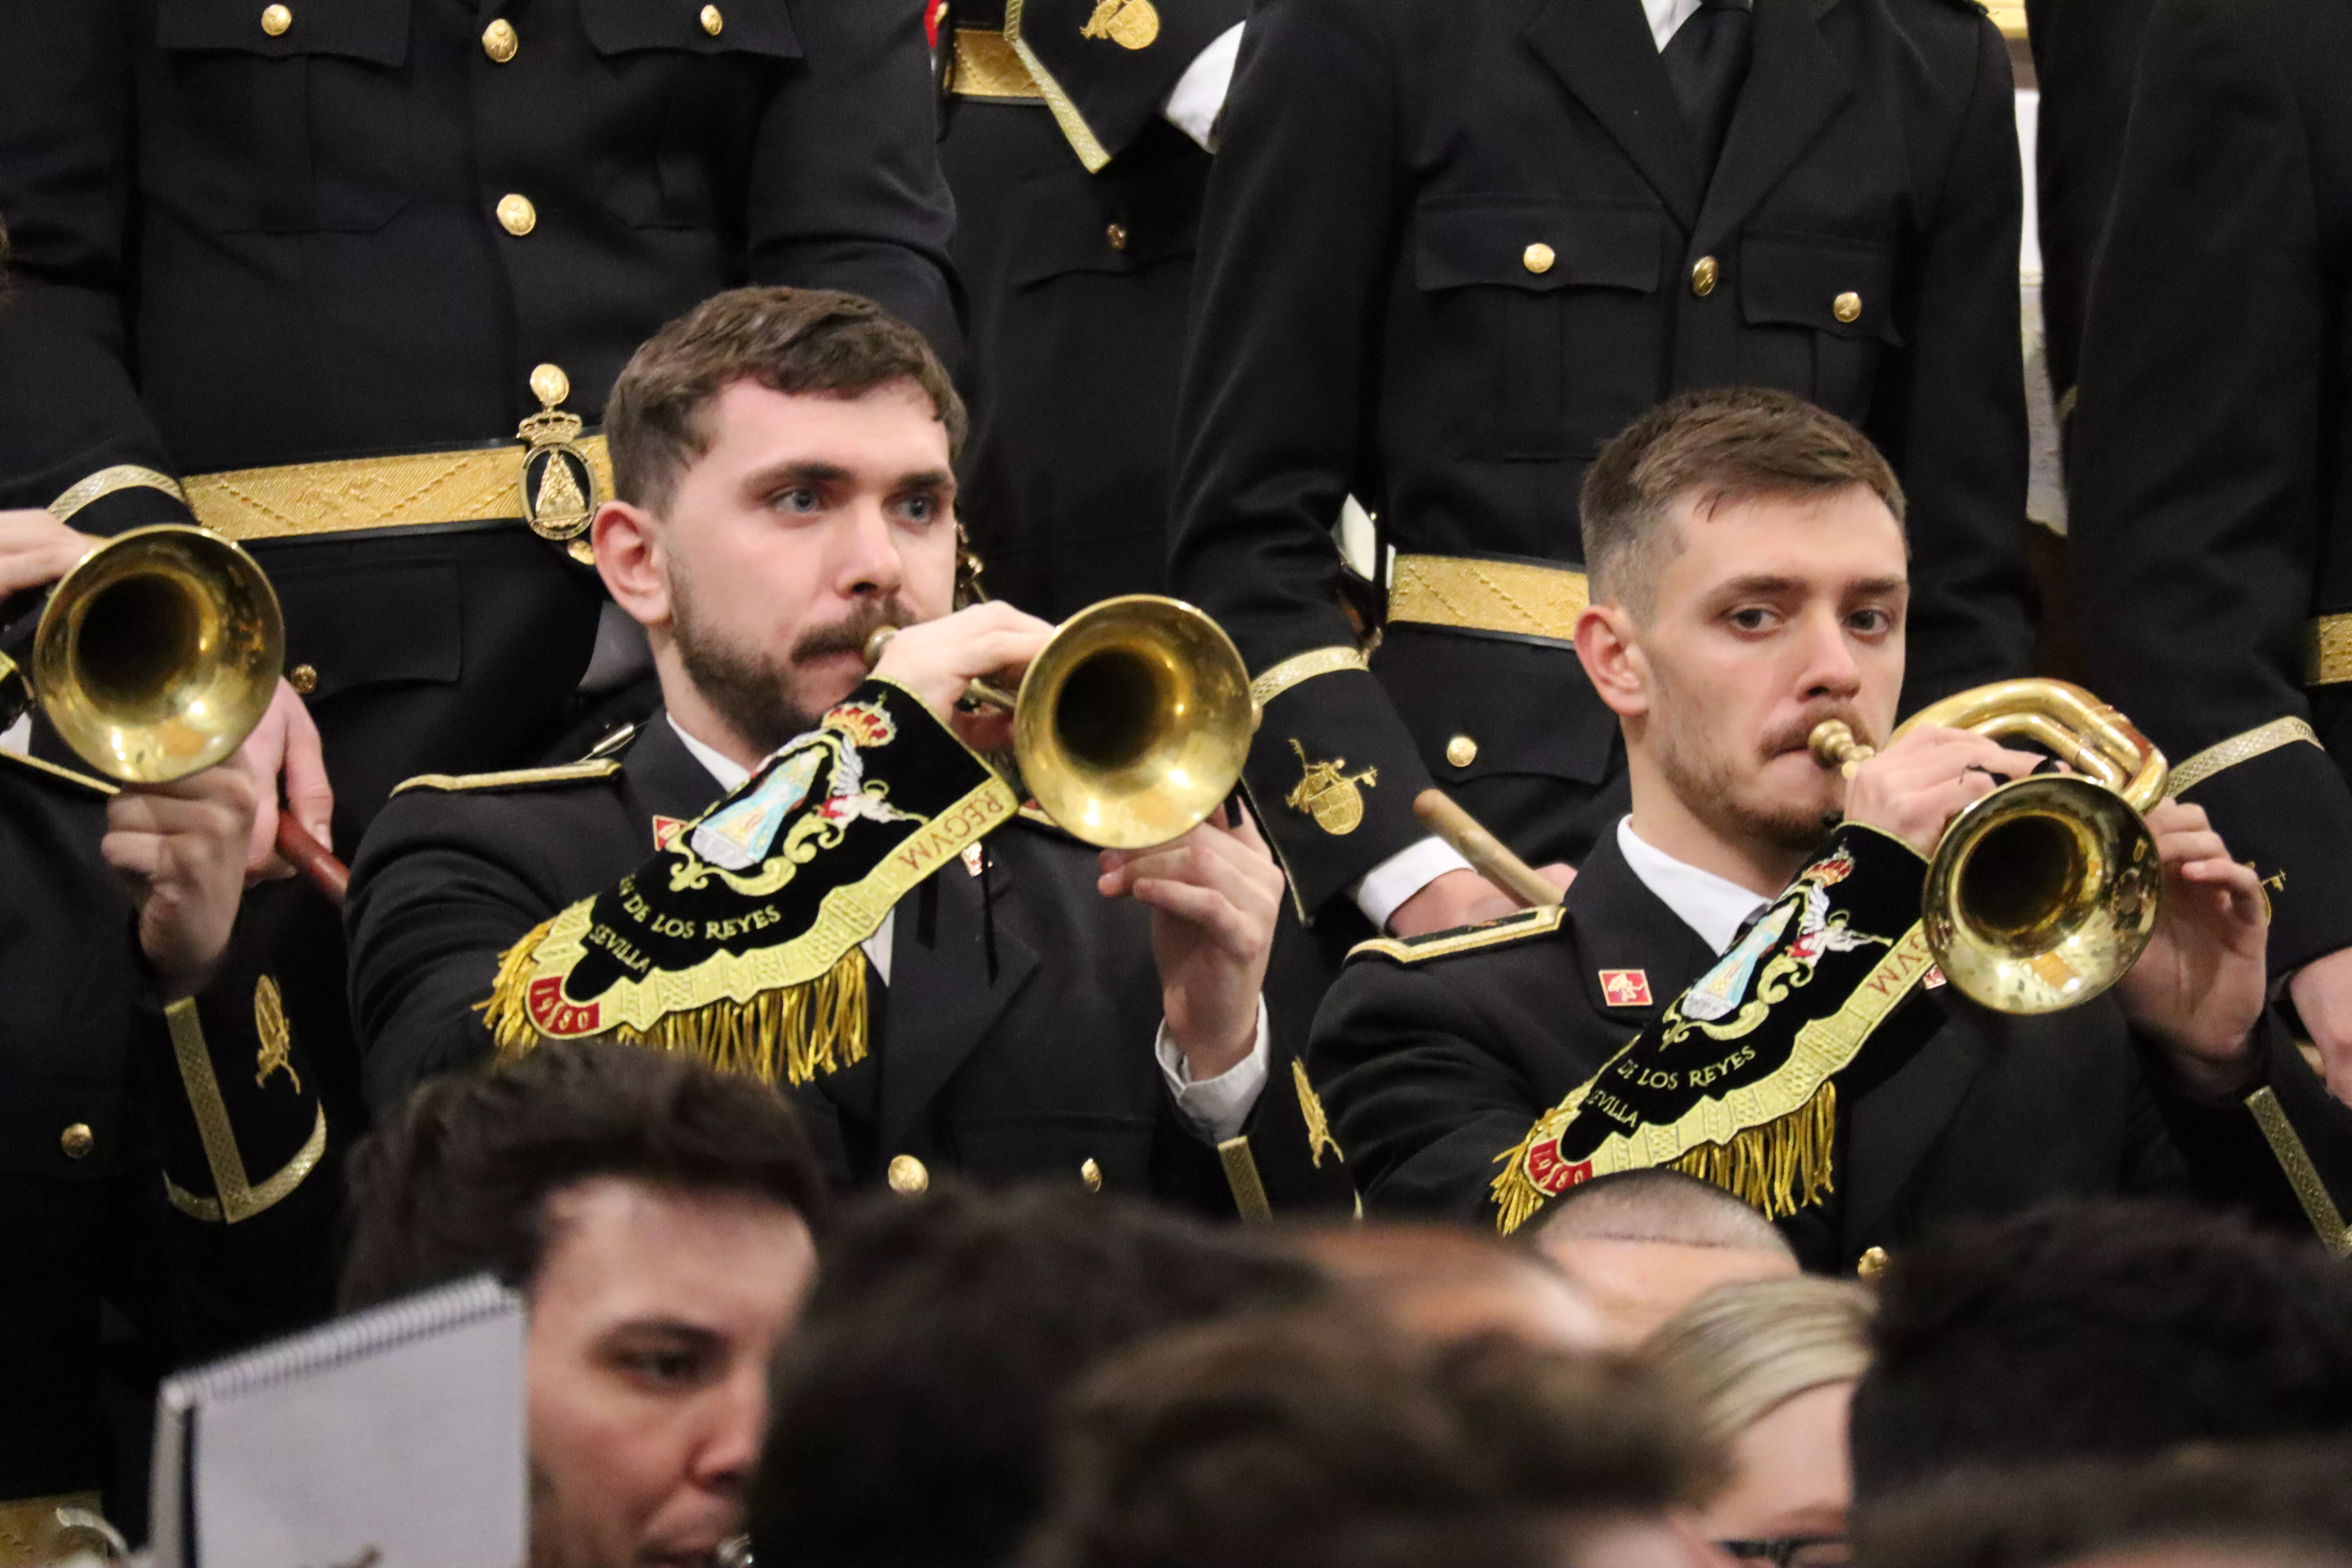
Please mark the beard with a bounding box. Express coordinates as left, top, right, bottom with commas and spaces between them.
669, 566, 914, 757
1648, 671, 1853, 856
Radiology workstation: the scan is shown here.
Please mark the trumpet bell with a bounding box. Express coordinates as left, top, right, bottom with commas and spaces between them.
31, 525, 285, 784
1923, 773, 2163, 1014
1014, 595, 1258, 850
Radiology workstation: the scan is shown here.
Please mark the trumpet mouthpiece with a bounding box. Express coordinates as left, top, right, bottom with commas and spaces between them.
1809, 719, 1873, 773
862, 626, 897, 669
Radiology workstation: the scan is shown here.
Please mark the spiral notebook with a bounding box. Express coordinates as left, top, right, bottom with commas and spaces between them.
150, 1274, 528, 1568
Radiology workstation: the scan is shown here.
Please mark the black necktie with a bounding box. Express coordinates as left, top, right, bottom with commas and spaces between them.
1659, 0, 1754, 185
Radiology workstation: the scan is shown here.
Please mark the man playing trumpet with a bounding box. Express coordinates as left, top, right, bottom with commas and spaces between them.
1310, 388, 2352, 1263
347, 287, 1337, 1216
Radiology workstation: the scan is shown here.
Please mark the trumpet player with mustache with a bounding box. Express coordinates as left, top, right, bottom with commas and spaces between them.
347, 286, 1343, 1218
1307, 388, 2352, 1265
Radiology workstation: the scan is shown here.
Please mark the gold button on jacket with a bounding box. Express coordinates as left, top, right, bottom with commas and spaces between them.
60, 1123, 95, 1160
288, 663, 319, 695
1521, 242, 1555, 275
1106, 222, 1129, 251
700, 4, 725, 34
1833, 290, 1863, 323
260, 3, 292, 34
482, 18, 518, 60
1445, 733, 1478, 769
887, 1153, 930, 1194
496, 193, 537, 236
1857, 1245, 1889, 1280
1690, 255, 1719, 296
1080, 1157, 1104, 1192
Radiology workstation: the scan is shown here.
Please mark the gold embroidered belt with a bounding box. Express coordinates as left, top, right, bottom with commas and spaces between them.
2310, 612, 2352, 686
947, 27, 1044, 99
181, 436, 615, 543
1387, 553, 1590, 645
0, 1492, 104, 1568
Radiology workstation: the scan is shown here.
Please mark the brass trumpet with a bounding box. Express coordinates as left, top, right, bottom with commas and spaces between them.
1809, 678, 2168, 1015
866, 594, 1260, 850
1, 524, 349, 902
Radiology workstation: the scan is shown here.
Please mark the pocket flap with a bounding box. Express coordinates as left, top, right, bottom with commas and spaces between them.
157, 0, 410, 64
1009, 167, 1199, 287
579, 0, 801, 58
1377, 628, 1623, 788
1415, 197, 1664, 294
1739, 232, 1901, 344
269, 550, 463, 701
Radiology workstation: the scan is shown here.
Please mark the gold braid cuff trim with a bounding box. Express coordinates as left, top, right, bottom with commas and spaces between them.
1490, 922, 1934, 1235
2165, 716, 2321, 798
1294, 1058, 1345, 1169
1250, 645, 1371, 708
2246, 1085, 2352, 1258
162, 998, 328, 1223
1218, 1136, 1274, 1222
481, 918, 873, 1088
49, 465, 188, 524
1389, 554, 1590, 644
1003, 0, 1112, 171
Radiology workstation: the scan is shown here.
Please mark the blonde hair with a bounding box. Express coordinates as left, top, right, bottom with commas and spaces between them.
1644, 1275, 1874, 1446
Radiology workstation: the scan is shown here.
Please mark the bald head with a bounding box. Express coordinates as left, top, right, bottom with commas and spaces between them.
1534, 1172, 1798, 1345
1286, 1223, 1611, 1350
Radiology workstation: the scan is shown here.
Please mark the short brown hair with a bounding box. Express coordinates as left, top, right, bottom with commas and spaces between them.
338, 1041, 828, 1310
1020, 1310, 1722, 1568
605, 285, 966, 514
1579, 387, 1905, 616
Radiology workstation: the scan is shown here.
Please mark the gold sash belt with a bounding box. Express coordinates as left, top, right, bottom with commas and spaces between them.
1387, 553, 1590, 644
2309, 612, 2352, 686
947, 27, 1045, 99
180, 436, 613, 543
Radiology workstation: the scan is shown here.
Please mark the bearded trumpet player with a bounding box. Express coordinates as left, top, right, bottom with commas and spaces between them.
348, 287, 1345, 1223
0, 510, 341, 1539
1308, 388, 2352, 1267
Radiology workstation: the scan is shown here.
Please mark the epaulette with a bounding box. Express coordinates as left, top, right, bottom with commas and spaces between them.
0, 747, 118, 797
1347, 904, 1568, 966
392, 722, 639, 795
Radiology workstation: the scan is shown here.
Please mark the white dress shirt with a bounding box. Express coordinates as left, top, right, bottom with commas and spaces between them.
1614, 816, 1774, 956
1163, 22, 1245, 150
1644, 0, 1706, 49
668, 716, 1270, 1139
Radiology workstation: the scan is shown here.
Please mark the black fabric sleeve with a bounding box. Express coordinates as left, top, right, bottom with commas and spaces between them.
1168, 0, 1431, 914
2069, 0, 2352, 970
2143, 1014, 2352, 1244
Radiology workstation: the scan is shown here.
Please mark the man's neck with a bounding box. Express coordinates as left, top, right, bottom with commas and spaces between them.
1622, 754, 1809, 899
655, 648, 769, 776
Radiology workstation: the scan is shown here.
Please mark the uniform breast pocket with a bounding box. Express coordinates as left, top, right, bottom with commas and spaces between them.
1008, 158, 1200, 289
1414, 196, 1666, 462
578, 0, 802, 229
147, 0, 414, 235
1738, 232, 1901, 419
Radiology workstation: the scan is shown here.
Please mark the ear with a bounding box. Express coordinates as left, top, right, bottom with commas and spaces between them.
593, 499, 670, 631
1574, 602, 1651, 719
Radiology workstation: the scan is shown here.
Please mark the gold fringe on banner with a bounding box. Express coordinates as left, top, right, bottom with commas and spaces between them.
1668, 1080, 1837, 1219
477, 921, 871, 1087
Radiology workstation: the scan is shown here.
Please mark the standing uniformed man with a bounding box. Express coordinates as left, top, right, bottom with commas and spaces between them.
0, 0, 959, 847
1169, 0, 2036, 941
0, 520, 338, 1552
2070, 0, 2352, 1105
941, 0, 1247, 618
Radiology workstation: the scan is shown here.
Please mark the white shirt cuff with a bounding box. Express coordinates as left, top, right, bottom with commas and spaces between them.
1154, 996, 1271, 1143
1350, 836, 1475, 932
1161, 21, 1245, 151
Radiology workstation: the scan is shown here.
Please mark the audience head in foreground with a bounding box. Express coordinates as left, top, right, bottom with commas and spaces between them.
1648, 1276, 1875, 1566
342, 1043, 828, 1568
1849, 1200, 2352, 1501
1534, 1171, 1799, 1343
1020, 1308, 1724, 1568
1854, 1444, 2352, 1568
1285, 1221, 1611, 1348
751, 1184, 1327, 1568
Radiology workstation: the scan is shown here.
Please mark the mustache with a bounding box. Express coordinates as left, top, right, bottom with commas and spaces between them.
1763, 705, 1870, 761
791, 598, 916, 666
